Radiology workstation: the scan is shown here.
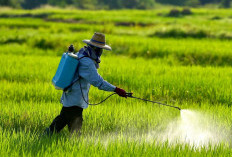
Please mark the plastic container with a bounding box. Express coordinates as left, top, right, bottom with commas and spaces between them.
52, 53, 79, 90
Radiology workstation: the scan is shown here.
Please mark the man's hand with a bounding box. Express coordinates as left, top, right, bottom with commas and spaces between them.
115, 87, 127, 98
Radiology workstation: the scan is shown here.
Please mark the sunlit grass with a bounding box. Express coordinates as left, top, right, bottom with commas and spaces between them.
0, 8, 232, 156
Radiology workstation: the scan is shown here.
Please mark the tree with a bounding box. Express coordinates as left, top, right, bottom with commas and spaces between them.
123, 0, 155, 9
71, 0, 98, 9
0, 0, 24, 8
21, 0, 47, 9
156, 0, 188, 5
100, 0, 123, 9
156, 0, 221, 5
136, 0, 155, 9
48, 0, 70, 7
0, 0, 11, 6
220, 0, 231, 8
199, 0, 219, 5
185, 0, 200, 7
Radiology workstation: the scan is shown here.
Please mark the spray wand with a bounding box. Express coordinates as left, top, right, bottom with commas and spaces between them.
85, 91, 181, 111
126, 93, 181, 111
80, 78, 181, 110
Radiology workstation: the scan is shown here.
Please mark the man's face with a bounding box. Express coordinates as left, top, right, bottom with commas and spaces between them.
92, 46, 103, 57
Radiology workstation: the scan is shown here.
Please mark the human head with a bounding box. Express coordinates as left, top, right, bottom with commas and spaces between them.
87, 44, 103, 57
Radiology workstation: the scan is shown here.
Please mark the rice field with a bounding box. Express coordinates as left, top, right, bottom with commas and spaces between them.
0, 8, 232, 156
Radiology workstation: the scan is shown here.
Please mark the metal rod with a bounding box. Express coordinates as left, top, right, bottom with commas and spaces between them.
126, 93, 181, 111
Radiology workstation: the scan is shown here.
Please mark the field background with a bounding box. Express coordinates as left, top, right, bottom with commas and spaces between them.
0, 7, 232, 156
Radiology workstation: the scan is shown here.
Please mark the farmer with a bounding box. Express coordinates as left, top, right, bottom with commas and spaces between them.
45, 32, 127, 135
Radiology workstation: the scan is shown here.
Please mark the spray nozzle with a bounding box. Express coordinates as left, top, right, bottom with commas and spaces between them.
176, 107, 181, 111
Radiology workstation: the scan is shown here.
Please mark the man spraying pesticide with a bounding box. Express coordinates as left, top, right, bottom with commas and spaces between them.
45, 32, 128, 135
45, 32, 181, 136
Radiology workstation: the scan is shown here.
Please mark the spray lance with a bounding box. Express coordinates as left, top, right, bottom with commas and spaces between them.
81, 88, 181, 111
125, 93, 181, 111
79, 73, 181, 110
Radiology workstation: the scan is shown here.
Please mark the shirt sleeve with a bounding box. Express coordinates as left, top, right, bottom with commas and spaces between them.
79, 58, 116, 92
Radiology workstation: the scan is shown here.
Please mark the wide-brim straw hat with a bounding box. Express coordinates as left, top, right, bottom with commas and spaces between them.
83, 32, 112, 51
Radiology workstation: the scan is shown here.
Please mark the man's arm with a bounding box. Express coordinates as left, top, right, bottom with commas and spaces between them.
79, 58, 116, 92
79, 58, 128, 97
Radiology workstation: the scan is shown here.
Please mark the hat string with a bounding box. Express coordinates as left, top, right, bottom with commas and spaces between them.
90, 39, 105, 45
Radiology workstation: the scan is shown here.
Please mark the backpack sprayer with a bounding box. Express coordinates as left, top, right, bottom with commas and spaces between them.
52, 45, 181, 111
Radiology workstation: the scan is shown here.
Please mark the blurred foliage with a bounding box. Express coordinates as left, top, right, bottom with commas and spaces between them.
185, 0, 201, 7
220, 0, 231, 8
0, 9, 232, 66
0, 0, 231, 9
0, 0, 23, 8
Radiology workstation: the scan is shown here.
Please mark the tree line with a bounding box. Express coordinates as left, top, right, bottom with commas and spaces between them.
0, 0, 231, 9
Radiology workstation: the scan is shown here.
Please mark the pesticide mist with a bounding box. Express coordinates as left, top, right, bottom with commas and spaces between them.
90, 109, 231, 149
96, 109, 230, 149
158, 109, 230, 147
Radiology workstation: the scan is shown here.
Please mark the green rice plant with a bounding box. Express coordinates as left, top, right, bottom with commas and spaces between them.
0, 54, 232, 106
0, 8, 232, 156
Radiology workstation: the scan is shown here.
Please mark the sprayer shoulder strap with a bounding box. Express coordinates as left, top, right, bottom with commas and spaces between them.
63, 55, 90, 92
78, 55, 89, 60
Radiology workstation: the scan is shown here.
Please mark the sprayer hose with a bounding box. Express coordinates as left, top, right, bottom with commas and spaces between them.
79, 79, 116, 105
88, 93, 117, 105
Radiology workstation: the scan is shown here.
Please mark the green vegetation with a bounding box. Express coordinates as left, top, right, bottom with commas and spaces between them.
0, 0, 231, 9
0, 8, 232, 156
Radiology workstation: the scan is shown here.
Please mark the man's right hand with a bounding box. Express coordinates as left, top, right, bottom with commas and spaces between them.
115, 87, 127, 98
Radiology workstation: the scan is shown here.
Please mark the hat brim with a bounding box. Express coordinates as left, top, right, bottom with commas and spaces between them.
83, 40, 112, 51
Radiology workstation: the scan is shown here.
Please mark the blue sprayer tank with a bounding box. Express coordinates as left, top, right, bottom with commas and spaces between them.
52, 52, 79, 90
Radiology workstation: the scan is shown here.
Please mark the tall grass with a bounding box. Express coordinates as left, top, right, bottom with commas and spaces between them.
0, 55, 232, 105
0, 8, 232, 156
1, 10, 232, 66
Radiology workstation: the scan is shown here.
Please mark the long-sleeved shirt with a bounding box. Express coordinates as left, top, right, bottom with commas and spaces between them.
61, 52, 116, 108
